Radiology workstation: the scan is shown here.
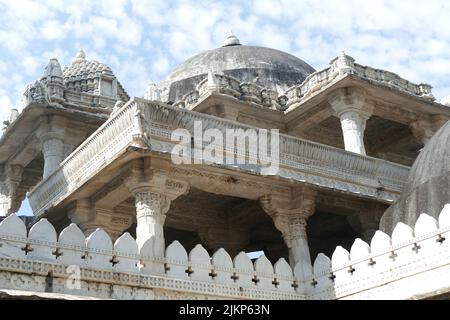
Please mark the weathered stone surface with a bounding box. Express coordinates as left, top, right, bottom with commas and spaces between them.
381, 121, 450, 234
159, 40, 315, 102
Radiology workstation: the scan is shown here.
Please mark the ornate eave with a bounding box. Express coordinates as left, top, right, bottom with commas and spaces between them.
28, 98, 410, 217
0, 102, 109, 164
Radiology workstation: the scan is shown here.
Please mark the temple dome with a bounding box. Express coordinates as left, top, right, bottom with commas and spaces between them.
380, 120, 450, 233
62, 49, 129, 101
159, 35, 316, 102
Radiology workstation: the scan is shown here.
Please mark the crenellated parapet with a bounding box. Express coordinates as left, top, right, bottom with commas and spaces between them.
307, 204, 450, 299
0, 214, 300, 299
0, 203, 449, 299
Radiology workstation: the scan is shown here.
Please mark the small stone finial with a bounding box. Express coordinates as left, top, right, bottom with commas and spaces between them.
222, 31, 241, 47
335, 50, 355, 75
73, 49, 86, 63
206, 70, 220, 92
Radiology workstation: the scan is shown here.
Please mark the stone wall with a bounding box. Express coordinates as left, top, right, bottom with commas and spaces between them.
0, 203, 449, 299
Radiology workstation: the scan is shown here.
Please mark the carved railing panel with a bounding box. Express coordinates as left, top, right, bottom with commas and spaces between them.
29, 99, 409, 216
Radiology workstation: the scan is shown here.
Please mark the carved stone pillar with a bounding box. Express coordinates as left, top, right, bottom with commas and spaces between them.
41, 133, 65, 178
260, 189, 317, 272
37, 116, 67, 179
0, 164, 23, 216
125, 162, 189, 252
329, 88, 373, 155
198, 227, 250, 258
133, 190, 170, 255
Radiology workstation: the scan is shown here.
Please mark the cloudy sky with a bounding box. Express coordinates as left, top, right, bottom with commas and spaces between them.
0, 0, 449, 215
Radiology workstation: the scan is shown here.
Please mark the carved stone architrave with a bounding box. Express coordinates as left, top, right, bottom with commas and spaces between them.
260, 188, 317, 273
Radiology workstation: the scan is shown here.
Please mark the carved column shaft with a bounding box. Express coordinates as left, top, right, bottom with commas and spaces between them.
125, 162, 189, 255
42, 137, 65, 179
339, 111, 369, 155
134, 189, 170, 255
329, 88, 373, 155
37, 115, 67, 179
261, 190, 316, 271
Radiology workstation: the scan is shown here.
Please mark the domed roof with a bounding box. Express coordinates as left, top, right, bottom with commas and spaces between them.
159, 35, 316, 102
380, 120, 450, 233
63, 49, 114, 80
62, 49, 129, 101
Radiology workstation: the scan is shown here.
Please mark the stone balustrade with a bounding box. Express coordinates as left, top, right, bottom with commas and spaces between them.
180, 73, 285, 111
0, 203, 449, 299
28, 99, 410, 216
172, 53, 436, 115
284, 53, 435, 110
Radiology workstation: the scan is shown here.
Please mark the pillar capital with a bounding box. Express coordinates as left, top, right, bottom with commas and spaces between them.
260, 188, 317, 268
124, 162, 189, 200
260, 190, 316, 245
124, 161, 189, 251
328, 88, 373, 155
410, 117, 450, 145
329, 87, 373, 119
347, 203, 386, 242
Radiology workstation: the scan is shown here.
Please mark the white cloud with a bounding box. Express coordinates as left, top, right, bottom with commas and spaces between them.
0, 0, 449, 126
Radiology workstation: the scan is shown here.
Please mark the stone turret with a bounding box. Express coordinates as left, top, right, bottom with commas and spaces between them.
42, 58, 64, 102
